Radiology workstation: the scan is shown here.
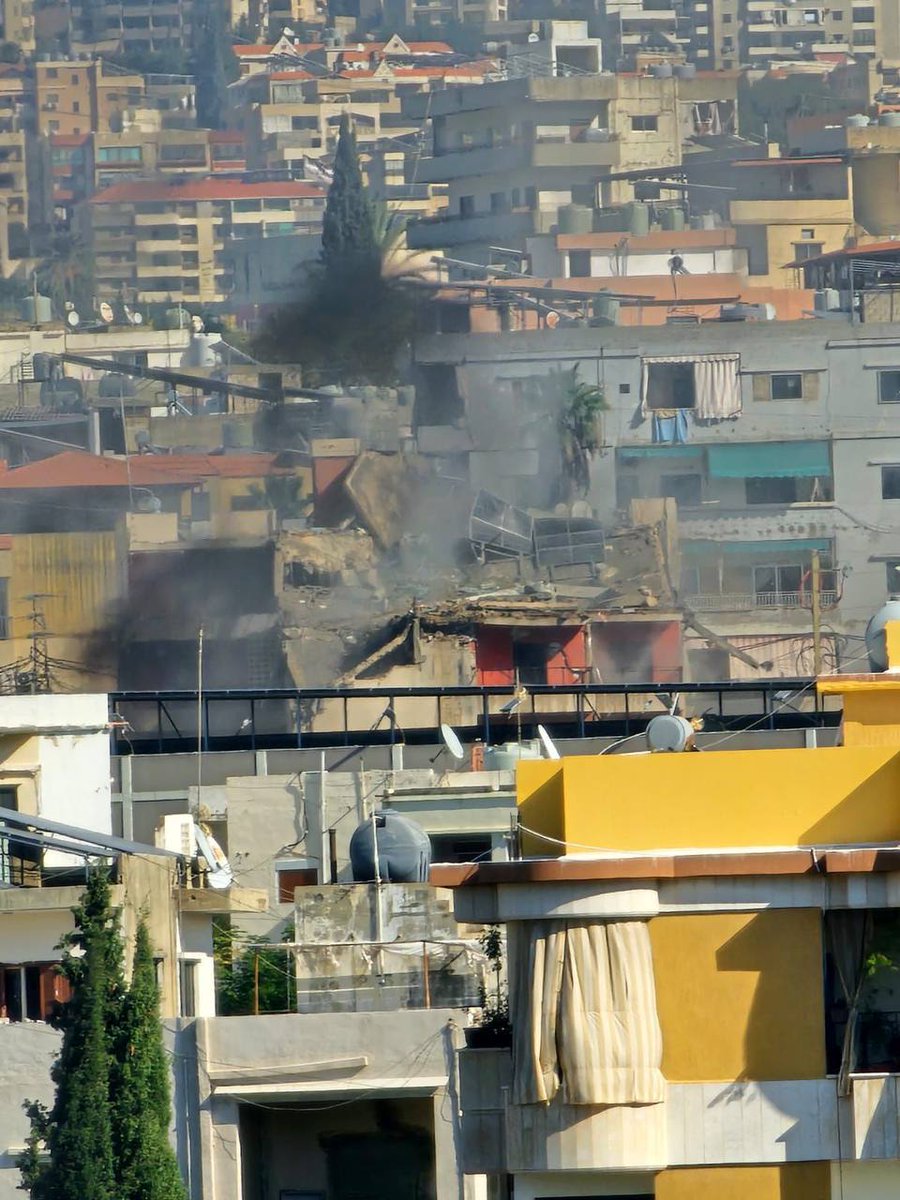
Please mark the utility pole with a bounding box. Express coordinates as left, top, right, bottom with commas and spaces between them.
811, 551, 823, 676
24, 593, 52, 694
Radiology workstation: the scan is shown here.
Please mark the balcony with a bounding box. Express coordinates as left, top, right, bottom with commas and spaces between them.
407, 208, 535, 250
685, 590, 837, 612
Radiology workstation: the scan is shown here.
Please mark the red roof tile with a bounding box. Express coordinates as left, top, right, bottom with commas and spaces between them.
0, 450, 291, 490
91, 178, 325, 204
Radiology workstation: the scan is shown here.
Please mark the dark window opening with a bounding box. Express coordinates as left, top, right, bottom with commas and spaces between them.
883, 466, 900, 499
660, 473, 702, 507
886, 559, 900, 594
631, 115, 658, 131
645, 362, 696, 409
277, 866, 318, 901
878, 370, 900, 403
512, 639, 550, 685
745, 475, 832, 504
568, 249, 591, 277
770, 372, 803, 400
429, 834, 492, 864
825, 910, 900, 1074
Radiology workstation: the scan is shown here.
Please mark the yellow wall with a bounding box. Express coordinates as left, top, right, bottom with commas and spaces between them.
517, 746, 900, 853
853, 156, 900, 235
656, 1164, 830, 1200
9, 530, 127, 638
650, 910, 825, 1081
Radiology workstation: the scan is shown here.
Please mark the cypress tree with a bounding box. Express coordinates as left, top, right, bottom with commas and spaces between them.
321, 113, 378, 273
193, 0, 230, 130
115, 921, 186, 1200
32, 870, 121, 1200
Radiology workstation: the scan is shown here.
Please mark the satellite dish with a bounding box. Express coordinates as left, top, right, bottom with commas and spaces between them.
99, 301, 114, 324
545, 309, 560, 328
131, 310, 143, 325
66, 309, 80, 328
537, 724, 561, 760
190, 314, 205, 333
194, 823, 234, 889
440, 722, 465, 761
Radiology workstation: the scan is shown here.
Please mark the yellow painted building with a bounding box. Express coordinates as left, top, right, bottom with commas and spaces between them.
438, 623, 900, 1200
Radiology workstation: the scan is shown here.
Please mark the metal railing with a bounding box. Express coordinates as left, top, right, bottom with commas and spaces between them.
686, 590, 838, 612
108, 678, 839, 755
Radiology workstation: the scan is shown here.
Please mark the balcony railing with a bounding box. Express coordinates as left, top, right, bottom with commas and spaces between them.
686, 590, 837, 611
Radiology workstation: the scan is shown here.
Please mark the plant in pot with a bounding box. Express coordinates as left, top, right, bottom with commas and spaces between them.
466, 924, 512, 1049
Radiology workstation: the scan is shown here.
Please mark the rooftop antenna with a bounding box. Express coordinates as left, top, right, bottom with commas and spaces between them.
196, 624, 204, 811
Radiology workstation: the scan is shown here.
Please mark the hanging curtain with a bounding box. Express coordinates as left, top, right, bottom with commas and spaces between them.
693, 356, 741, 420
509, 919, 665, 1107
827, 910, 873, 1096
640, 354, 741, 421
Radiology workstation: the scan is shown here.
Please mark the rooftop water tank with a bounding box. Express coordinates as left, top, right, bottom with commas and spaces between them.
628, 201, 650, 236
880, 112, 900, 126
349, 809, 431, 883
650, 62, 673, 76
558, 203, 593, 235
483, 740, 543, 771
865, 600, 900, 671
674, 62, 696, 78
661, 206, 686, 231
646, 714, 695, 752
847, 113, 871, 127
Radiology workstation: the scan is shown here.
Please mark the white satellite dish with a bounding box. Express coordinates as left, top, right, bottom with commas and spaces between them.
440, 722, 465, 761
99, 301, 114, 324
194, 822, 234, 890
190, 314, 205, 333
537, 724, 561, 760
131, 310, 143, 325
66, 309, 80, 328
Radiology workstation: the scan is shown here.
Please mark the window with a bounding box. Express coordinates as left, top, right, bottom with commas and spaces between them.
645, 361, 695, 408
723, 11, 733, 19
45, 68, 58, 78
71, 73, 80, 84
753, 563, 803, 600
619, 383, 631, 394
159, 143, 206, 163
885, 560, 900, 593
459, 195, 475, 217
878, 370, 900, 402
793, 241, 824, 261
0, 963, 71, 1021
512, 639, 550, 685
230, 492, 264, 511
853, 4, 875, 18
179, 960, 197, 1017
568, 250, 591, 276
631, 115, 658, 132
490, 191, 508, 214
832, 7, 843, 15
660, 473, 702, 506
680, 565, 701, 595
800, 228, 816, 239
883, 466, 900, 498
191, 487, 211, 522
770, 373, 804, 400
277, 866, 318, 901
746, 475, 831, 504
430, 834, 493, 863
72, 101, 80, 113
97, 145, 141, 163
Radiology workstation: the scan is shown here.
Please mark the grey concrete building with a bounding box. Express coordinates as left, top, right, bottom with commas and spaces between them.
413, 318, 900, 678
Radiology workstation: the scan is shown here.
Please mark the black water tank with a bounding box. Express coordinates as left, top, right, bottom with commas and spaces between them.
349, 809, 431, 883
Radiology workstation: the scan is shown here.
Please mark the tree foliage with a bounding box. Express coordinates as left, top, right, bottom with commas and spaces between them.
193, 0, 237, 129
321, 113, 378, 274
18, 874, 186, 1200
116, 923, 186, 1200
557, 365, 607, 500
254, 116, 420, 385
213, 921, 296, 1015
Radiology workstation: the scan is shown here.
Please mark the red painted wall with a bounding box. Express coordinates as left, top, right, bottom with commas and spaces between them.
475, 624, 587, 686
592, 620, 683, 684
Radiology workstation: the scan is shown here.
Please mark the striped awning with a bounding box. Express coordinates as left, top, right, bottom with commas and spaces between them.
509, 919, 665, 1107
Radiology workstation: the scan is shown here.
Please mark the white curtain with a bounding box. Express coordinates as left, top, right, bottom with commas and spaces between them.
640, 354, 741, 420
694, 355, 741, 420
509, 919, 665, 1107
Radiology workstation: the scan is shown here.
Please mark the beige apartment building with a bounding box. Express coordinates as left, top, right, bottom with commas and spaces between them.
35, 58, 164, 138
685, 0, 899, 69
82, 176, 326, 306
0, 0, 34, 52
407, 71, 686, 262
69, 0, 192, 56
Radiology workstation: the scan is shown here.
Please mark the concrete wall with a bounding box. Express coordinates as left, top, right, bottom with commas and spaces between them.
413, 319, 900, 648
